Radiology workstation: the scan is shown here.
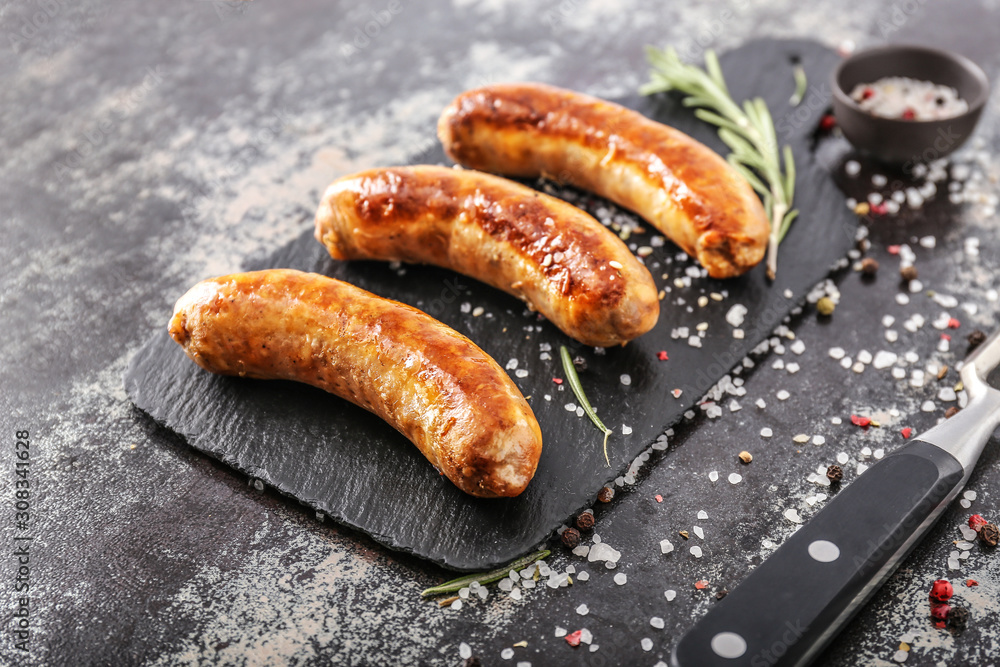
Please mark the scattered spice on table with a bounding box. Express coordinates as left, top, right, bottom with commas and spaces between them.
860, 257, 879, 276
948, 606, 971, 634
968, 514, 988, 532
561, 528, 582, 549
965, 579, 978, 587
967, 329, 987, 349
816, 296, 836, 316
654, 494, 663, 503
849, 77, 968, 121
900, 427, 913, 439
826, 464, 843, 484
679, 530, 689, 540
694, 579, 709, 590
900, 265, 918, 282
657, 350, 669, 361
979, 522, 999, 547
597, 486, 614, 503
575, 512, 595, 531
738, 450, 753, 464
715, 589, 728, 600
565, 630, 583, 647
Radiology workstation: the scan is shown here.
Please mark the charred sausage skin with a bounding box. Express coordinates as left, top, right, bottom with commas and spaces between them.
437, 82, 770, 279
315, 165, 659, 347
168, 269, 543, 498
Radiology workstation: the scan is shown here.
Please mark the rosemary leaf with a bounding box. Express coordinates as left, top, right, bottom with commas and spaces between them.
560, 345, 612, 466
790, 64, 808, 106
420, 550, 551, 598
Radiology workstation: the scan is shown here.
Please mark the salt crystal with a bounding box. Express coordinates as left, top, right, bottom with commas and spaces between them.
921, 400, 936, 412
452, 599, 463, 609
665, 590, 677, 601
572, 545, 590, 557
726, 304, 748, 327
565, 403, 578, 412
845, 160, 861, 176
697, 510, 709, 520
554, 627, 567, 638
728, 473, 742, 485
960, 499, 972, 509
761, 427, 773, 438
459, 588, 470, 599
874, 448, 884, 459
641, 638, 654, 652
506, 359, 519, 370
577, 571, 590, 581
580, 629, 593, 644
693, 526, 705, 539
791, 340, 806, 355
837, 452, 849, 464
756, 398, 766, 409
829, 347, 846, 360
813, 435, 826, 446
873, 351, 897, 369
784, 508, 803, 524
460, 643, 472, 659
857, 462, 869, 474
896, 293, 910, 305
576, 604, 589, 616
708, 471, 719, 482
964, 490, 977, 501
690, 546, 703, 558
660, 539, 674, 555
499, 578, 513, 592
939, 387, 957, 402
956, 540, 974, 550
893, 649, 908, 663
501, 648, 514, 660
620, 374, 632, 386
614, 573, 628, 585
787, 363, 801, 374
960, 526, 978, 541
919, 235, 936, 249
777, 390, 790, 401
622, 424, 633, 435
840, 358, 852, 369
650, 616, 665, 629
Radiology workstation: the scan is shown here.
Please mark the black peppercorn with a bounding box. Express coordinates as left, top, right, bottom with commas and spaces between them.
826, 464, 843, 484
597, 486, 614, 503
948, 605, 971, 633
561, 527, 581, 549
968, 329, 987, 350
900, 265, 918, 282
575, 512, 595, 531
860, 257, 879, 277
572, 355, 588, 372
980, 523, 999, 548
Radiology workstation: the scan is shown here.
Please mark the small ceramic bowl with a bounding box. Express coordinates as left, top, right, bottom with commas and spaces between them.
832, 45, 990, 165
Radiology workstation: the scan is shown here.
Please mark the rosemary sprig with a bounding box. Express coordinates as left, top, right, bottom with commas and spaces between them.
420, 549, 551, 597
640, 46, 798, 280
559, 345, 612, 466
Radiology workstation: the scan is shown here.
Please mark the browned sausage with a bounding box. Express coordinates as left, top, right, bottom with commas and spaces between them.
315, 165, 659, 347
168, 269, 542, 498
437, 82, 770, 279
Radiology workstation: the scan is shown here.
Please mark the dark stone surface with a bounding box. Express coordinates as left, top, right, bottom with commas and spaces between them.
124, 38, 854, 572
2, 1, 999, 666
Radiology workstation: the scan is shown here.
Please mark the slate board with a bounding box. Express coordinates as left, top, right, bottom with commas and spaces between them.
125, 39, 856, 571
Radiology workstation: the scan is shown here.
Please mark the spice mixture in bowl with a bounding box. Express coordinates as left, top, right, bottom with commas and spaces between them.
832, 45, 989, 164
850, 76, 969, 121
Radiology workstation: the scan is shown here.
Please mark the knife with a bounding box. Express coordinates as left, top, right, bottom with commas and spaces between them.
672, 328, 1000, 667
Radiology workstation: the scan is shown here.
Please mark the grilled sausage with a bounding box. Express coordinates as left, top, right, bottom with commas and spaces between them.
437, 82, 770, 279
315, 165, 659, 347
168, 269, 542, 498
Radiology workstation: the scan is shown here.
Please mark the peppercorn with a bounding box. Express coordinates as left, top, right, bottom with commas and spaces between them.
463, 656, 483, 667
930, 579, 954, 604
967, 329, 987, 350
948, 605, 970, 633
968, 514, 988, 532
945, 406, 960, 419
597, 486, 614, 503
826, 464, 843, 484
900, 265, 918, 282
738, 450, 753, 464
816, 297, 835, 317
561, 527, 581, 549
860, 257, 879, 277
575, 512, 595, 532
572, 355, 588, 372
715, 589, 729, 600
979, 523, 999, 548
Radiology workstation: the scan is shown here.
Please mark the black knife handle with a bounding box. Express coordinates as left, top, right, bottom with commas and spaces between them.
671, 439, 964, 667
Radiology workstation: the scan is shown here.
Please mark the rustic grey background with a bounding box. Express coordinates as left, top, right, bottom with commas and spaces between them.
2, 1, 999, 666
